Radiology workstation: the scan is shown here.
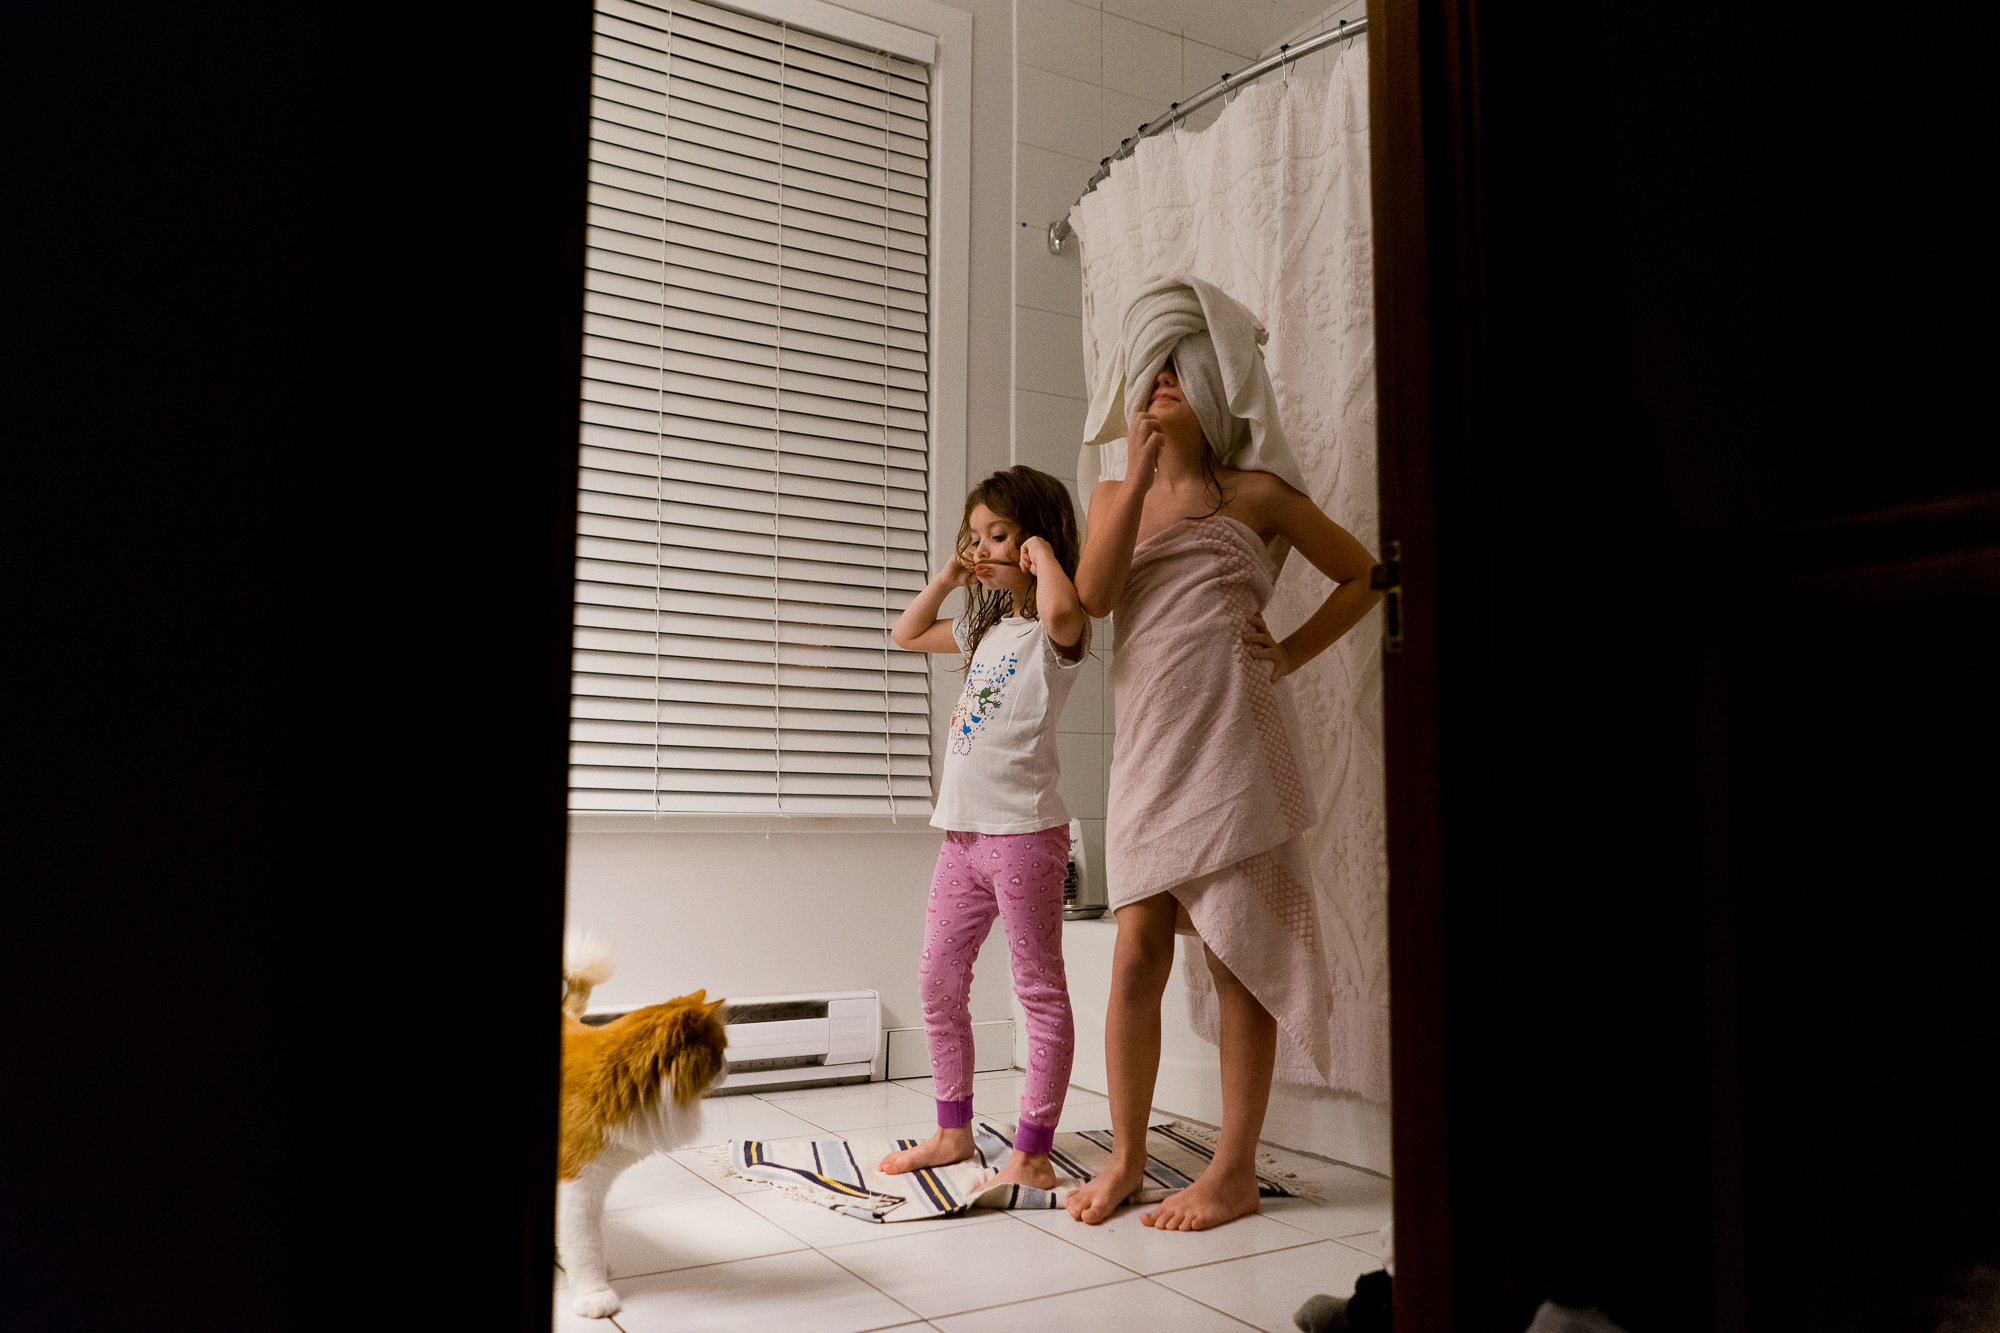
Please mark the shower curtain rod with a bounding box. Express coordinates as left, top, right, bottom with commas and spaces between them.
1044, 15, 1367, 254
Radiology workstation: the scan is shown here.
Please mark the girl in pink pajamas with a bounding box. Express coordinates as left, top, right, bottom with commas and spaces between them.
883, 466, 1088, 1193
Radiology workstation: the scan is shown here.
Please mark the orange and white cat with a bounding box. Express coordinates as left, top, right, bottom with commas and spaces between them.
557, 935, 729, 1319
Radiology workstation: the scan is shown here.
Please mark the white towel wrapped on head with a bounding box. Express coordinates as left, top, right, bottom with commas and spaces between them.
1077, 275, 1309, 559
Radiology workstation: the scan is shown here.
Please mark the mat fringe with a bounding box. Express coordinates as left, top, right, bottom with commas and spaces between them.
1160, 1118, 1327, 1205
710, 1141, 905, 1216
767, 1176, 906, 1218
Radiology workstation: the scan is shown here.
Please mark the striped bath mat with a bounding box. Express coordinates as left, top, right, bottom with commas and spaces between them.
717, 1118, 1317, 1222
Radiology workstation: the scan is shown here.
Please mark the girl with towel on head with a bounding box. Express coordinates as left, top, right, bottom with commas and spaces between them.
1065, 276, 1381, 1231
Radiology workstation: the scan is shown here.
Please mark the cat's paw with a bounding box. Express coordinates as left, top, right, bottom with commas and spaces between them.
571, 1286, 622, 1319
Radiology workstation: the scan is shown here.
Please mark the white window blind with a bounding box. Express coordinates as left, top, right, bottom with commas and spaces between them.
569, 0, 935, 816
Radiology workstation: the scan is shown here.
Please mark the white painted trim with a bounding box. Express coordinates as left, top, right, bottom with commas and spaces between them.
705, 0, 938, 62
910, 1, 973, 803
567, 813, 948, 834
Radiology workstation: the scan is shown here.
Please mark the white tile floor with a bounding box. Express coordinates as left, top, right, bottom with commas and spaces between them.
557, 1070, 1392, 1333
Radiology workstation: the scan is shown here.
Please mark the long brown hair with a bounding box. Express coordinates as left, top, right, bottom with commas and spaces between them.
955, 465, 1081, 664
1165, 355, 1233, 519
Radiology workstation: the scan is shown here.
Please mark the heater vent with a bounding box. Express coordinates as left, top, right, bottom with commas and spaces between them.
726, 1000, 829, 1024
584, 989, 881, 1093
729, 1054, 827, 1074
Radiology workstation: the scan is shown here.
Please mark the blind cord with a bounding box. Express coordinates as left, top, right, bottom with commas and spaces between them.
651, 4, 674, 822
879, 53, 897, 824
771, 19, 788, 819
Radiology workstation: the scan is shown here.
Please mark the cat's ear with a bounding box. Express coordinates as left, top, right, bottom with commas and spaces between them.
703, 997, 728, 1017
681, 988, 707, 1004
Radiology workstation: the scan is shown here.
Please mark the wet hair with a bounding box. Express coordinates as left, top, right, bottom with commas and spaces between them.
1197, 445, 1232, 519
955, 465, 1081, 666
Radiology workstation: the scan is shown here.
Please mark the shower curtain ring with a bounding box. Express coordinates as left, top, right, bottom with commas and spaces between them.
1281, 43, 1291, 83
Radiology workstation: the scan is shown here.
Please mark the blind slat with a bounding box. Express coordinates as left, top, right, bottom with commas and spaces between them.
580, 434, 927, 501
580, 231, 930, 322
570, 791, 936, 815
576, 466, 927, 530
572, 716, 931, 751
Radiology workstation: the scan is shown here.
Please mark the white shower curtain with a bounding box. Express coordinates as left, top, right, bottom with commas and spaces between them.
1069, 44, 1389, 1103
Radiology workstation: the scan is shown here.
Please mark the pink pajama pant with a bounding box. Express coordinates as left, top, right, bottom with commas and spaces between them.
921, 826, 1074, 1157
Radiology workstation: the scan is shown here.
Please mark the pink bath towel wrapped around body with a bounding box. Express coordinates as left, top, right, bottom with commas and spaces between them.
1106, 513, 1337, 1086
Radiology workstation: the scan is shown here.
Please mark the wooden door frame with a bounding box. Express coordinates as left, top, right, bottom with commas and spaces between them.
1371, 1, 1482, 1329
1366, 3, 2000, 1328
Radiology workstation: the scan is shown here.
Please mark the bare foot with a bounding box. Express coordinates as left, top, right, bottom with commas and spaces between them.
878, 1125, 975, 1175
1141, 1164, 1261, 1231
986, 1150, 1058, 1191
1064, 1155, 1147, 1225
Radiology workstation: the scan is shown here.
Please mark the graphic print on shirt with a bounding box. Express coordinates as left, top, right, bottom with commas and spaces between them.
948, 652, 1019, 756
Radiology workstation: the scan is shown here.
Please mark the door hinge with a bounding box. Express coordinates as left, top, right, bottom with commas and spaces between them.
1370, 540, 1403, 654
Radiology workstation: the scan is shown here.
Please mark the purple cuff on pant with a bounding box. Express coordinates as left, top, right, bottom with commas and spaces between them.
936, 1096, 974, 1129
1013, 1118, 1056, 1157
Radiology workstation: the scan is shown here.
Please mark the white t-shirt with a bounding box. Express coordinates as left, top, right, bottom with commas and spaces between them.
929, 614, 1089, 835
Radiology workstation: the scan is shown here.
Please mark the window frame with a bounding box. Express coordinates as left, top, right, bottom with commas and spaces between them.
566, 0, 972, 832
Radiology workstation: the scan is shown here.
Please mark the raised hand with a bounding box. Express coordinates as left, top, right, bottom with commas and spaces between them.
941, 547, 981, 588
1017, 535, 1053, 581
1241, 611, 1294, 682
1125, 384, 1167, 489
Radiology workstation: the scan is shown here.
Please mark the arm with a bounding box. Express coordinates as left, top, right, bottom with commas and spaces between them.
1073, 404, 1167, 617
890, 552, 973, 654
1239, 477, 1382, 681
1019, 536, 1087, 659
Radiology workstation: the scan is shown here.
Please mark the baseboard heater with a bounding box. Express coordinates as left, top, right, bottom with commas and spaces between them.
582, 989, 881, 1095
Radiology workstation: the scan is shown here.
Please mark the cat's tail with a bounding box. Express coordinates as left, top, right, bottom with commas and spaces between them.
562, 931, 617, 1017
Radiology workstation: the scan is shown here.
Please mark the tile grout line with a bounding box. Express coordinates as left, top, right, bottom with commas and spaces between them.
1007, 1210, 1149, 1275
805, 1221, 956, 1328
1137, 1273, 1268, 1330
1016, 144, 1102, 174
1257, 1203, 1393, 1241
1140, 1232, 1333, 1276
844, 1268, 1156, 1325
594, 1172, 1343, 1321
618, 1169, 1028, 1289
604, 1196, 954, 1331
598, 1234, 812, 1286
1016, 297, 1085, 321
1325, 1234, 1390, 1265
1016, 1206, 1333, 1279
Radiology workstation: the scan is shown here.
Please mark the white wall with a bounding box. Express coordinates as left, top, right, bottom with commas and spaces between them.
567, 822, 993, 1030
1260, 0, 1369, 71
